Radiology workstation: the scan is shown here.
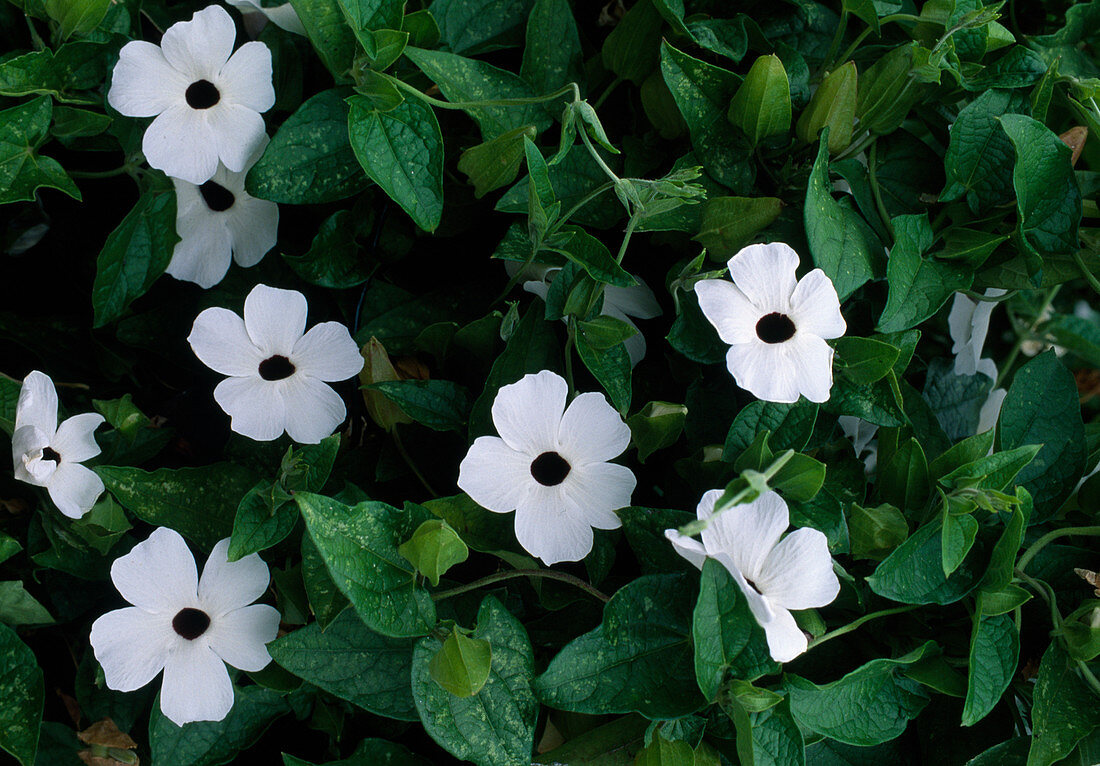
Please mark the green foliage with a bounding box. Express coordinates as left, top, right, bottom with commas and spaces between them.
0, 623, 43, 765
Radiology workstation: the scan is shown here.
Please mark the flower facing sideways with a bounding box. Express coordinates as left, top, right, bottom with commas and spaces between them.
188, 284, 364, 443
457, 370, 636, 565
226, 0, 306, 37
107, 5, 275, 185
90, 528, 280, 726
11, 371, 105, 519
666, 489, 840, 663
166, 136, 278, 289
695, 242, 845, 403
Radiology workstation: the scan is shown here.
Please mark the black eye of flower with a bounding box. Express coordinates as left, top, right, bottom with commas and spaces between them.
259, 355, 296, 381
41, 447, 61, 463
530, 451, 571, 486
199, 181, 235, 212
185, 79, 220, 109
172, 608, 211, 640
755, 312, 796, 344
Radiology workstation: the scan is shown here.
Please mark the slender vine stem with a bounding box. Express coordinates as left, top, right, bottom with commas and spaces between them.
593, 76, 624, 111
392, 428, 437, 498
808, 605, 921, 649
69, 166, 133, 179
994, 284, 1060, 388
1074, 251, 1100, 297
431, 568, 610, 603
577, 124, 623, 188
1017, 526, 1100, 574
868, 139, 895, 243
390, 77, 579, 112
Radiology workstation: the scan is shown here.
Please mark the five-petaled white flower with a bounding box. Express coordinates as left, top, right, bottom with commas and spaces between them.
188, 284, 364, 444
457, 370, 636, 565
226, 0, 306, 37
666, 489, 840, 663
90, 528, 280, 726
11, 371, 104, 519
695, 242, 846, 403
166, 136, 278, 289
107, 5, 275, 185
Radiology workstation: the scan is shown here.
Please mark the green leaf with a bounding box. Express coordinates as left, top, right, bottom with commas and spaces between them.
0, 532, 21, 566
337, 0, 404, 46
283, 209, 372, 289
0, 44, 106, 103
857, 45, 928, 135
289, 0, 357, 78
269, 608, 418, 720
535, 573, 705, 718
940, 89, 1028, 212
548, 226, 636, 287
301, 535, 348, 629
876, 437, 929, 512
1027, 642, 1100, 766
403, 47, 551, 140
398, 518, 469, 586
693, 196, 783, 257
602, 0, 663, 84
368, 379, 470, 431
44, 0, 109, 38
936, 445, 1041, 492
149, 685, 289, 766
1000, 113, 1083, 257
804, 131, 880, 300
284, 738, 433, 766
519, 0, 583, 103
784, 642, 935, 746
458, 125, 536, 198
961, 614, 1018, 726
0, 581, 53, 626
727, 55, 791, 146
693, 559, 779, 700
848, 503, 908, 561
634, 732, 697, 765
724, 695, 806, 766
0, 622, 43, 765
579, 315, 638, 349
825, 374, 906, 427
941, 510, 978, 576
429, 630, 493, 698
97, 463, 256, 550
877, 214, 971, 333
795, 62, 858, 153
724, 401, 818, 457
413, 596, 537, 766
347, 94, 444, 232
428, 0, 532, 55
834, 337, 901, 385
866, 519, 983, 604
627, 401, 687, 463
246, 89, 368, 204
928, 430, 997, 482
997, 350, 1087, 521
979, 488, 1030, 592
576, 332, 632, 413
296, 493, 436, 637
227, 481, 298, 562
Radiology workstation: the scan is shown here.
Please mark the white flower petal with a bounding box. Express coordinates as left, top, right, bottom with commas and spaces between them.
216, 41, 276, 113
784, 333, 836, 403
160, 640, 235, 726
514, 485, 594, 565
207, 104, 268, 174
491, 370, 568, 455
227, 0, 307, 34
561, 462, 634, 528
291, 323, 363, 382
167, 218, 234, 289
46, 462, 104, 519
51, 413, 104, 464
225, 196, 279, 269
243, 284, 308, 356
788, 269, 845, 339
695, 279, 759, 346
701, 490, 788, 583
160, 5, 236, 81
604, 280, 661, 320
108, 41, 189, 117
724, 342, 802, 404
16, 371, 58, 436
90, 607, 172, 692
727, 242, 799, 313
280, 375, 346, 444
757, 527, 839, 611
111, 527, 199, 613
458, 437, 534, 514
198, 539, 271, 617
143, 105, 220, 184
978, 387, 1007, 434
664, 529, 708, 570
760, 605, 807, 663
189, 307, 264, 377
12, 425, 50, 485
557, 392, 630, 464
723, 556, 777, 624
206, 603, 280, 671
213, 376, 286, 441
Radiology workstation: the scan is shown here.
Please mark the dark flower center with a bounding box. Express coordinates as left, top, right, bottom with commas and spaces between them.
185, 79, 220, 109
530, 451, 571, 486
199, 181, 235, 212
41, 447, 60, 463
755, 312, 796, 344
172, 608, 211, 640
259, 355, 295, 381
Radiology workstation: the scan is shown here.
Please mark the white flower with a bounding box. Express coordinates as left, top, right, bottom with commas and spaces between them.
665, 489, 840, 663
90, 528, 280, 726
948, 288, 1006, 379
11, 371, 104, 519
695, 243, 846, 404
166, 137, 278, 289
513, 263, 662, 368
838, 415, 878, 474
107, 5, 275, 185
457, 370, 636, 565
187, 284, 364, 443
226, 0, 306, 36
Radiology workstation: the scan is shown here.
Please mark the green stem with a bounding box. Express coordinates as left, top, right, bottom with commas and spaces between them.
868, 139, 894, 243
69, 166, 132, 179
392, 427, 438, 498
593, 76, 624, 111
563, 319, 577, 398
577, 124, 623, 187
809, 605, 921, 649
431, 568, 610, 603
615, 215, 639, 266
994, 284, 1060, 388
1074, 251, 1100, 297
821, 9, 849, 75
391, 77, 580, 112
1017, 526, 1100, 574
25, 15, 45, 50
1077, 660, 1100, 697
552, 181, 616, 232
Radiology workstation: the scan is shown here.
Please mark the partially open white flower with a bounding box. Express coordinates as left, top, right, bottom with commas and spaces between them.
665, 489, 840, 663
188, 284, 364, 443
226, 0, 306, 36
90, 528, 280, 726
166, 137, 278, 289
11, 371, 104, 519
949, 288, 1006, 379
695, 243, 846, 404
107, 5, 275, 185
838, 415, 878, 474
457, 370, 635, 565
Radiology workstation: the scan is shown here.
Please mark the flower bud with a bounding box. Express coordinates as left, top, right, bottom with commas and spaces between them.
727, 54, 791, 145
796, 61, 858, 153
359, 337, 413, 432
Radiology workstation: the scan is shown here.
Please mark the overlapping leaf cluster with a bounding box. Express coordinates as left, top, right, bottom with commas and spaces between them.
1, 0, 1100, 763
